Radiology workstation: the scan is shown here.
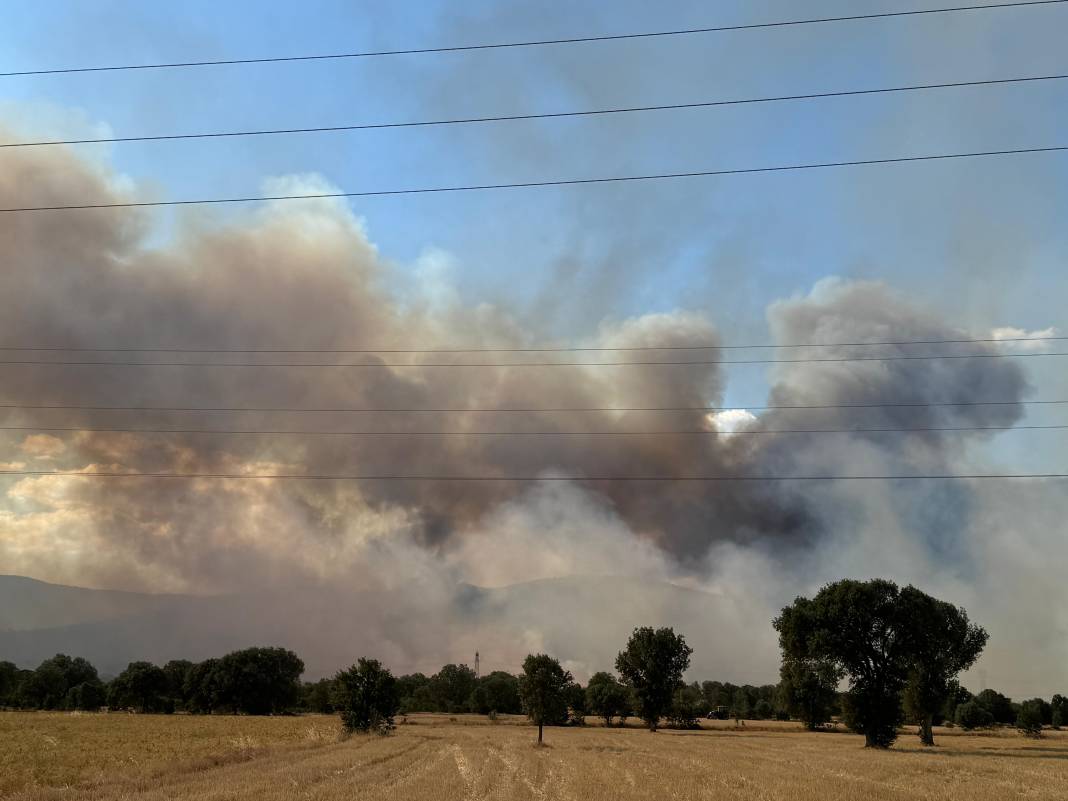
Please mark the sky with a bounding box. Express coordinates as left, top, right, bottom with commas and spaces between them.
0, 1, 1066, 696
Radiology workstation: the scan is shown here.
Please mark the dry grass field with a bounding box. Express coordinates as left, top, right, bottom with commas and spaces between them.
2, 712, 1065, 800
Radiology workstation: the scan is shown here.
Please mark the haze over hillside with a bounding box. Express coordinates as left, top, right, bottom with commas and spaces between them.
0, 574, 777, 683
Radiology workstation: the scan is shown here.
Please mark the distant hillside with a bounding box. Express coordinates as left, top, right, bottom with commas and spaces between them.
0, 575, 778, 683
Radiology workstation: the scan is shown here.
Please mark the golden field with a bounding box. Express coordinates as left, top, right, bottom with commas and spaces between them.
2, 712, 1065, 800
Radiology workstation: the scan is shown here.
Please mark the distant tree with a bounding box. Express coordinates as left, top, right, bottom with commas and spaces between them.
184, 658, 222, 714
469, 671, 521, 715
954, 700, 994, 730
0, 661, 18, 707
667, 684, 702, 729
1016, 701, 1044, 737
21, 654, 100, 710
939, 681, 972, 725
66, 680, 107, 710
333, 658, 400, 734
109, 662, 169, 713
975, 689, 1016, 725
777, 658, 839, 730
1051, 694, 1067, 729
774, 580, 910, 748
615, 627, 692, 732
429, 664, 478, 713
395, 673, 431, 712
214, 647, 304, 715
753, 699, 774, 720
300, 678, 337, 713
899, 586, 987, 746
518, 654, 573, 744
1020, 697, 1052, 726
564, 682, 587, 725
585, 672, 631, 727
162, 660, 195, 710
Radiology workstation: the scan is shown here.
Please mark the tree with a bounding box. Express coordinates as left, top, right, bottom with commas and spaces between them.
21, 654, 100, 710
774, 579, 910, 748
1051, 694, 1067, 729
585, 672, 631, 727
184, 658, 222, 714
66, 680, 106, 710
1016, 701, 1044, 737
301, 678, 337, 713
109, 662, 169, 713
975, 689, 1016, 725
214, 647, 304, 715
333, 658, 400, 734
954, 700, 994, 730
615, 627, 692, 732
899, 585, 988, 746
518, 654, 573, 744
469, 671, 521, 715
0, 661, 17, 707
777, 658, 839, 730
429, 664, 477, 713
163, 660, 195, 710
667, 684, 702, 729
940, 681, 972, 725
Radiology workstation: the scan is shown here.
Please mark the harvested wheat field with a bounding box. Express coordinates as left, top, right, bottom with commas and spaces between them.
2, 712, 1066, 801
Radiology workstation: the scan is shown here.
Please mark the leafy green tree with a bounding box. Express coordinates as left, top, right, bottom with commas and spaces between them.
565, 682, 587, 725
1051, 694, 1067, 729
301, 678, 337, 713
1020, 697, 1052, 726
214, 647, 304, 714
1016, 701, 1044, 737
615, 627, 692, 732
774, 579, 910, 748
667, 684, 702, 729
109, 662, 169, 712
899, 586, 987, 746
66, 680, 107, 710
0, 661, 19, 706
975, 689, 1016, 724
429, 664, 477, 713
585, 672, 631, 727
954, 699, 994, 730
22, 654, 100, 710
518, 654, 573, 744
470, 671, 521, 715
163, 660, 195, 710
753, 699, 774, 720
184, 658, 222, 713
333, 658, 400, 734
939, 681, 972, 724
777, 658, 840, 730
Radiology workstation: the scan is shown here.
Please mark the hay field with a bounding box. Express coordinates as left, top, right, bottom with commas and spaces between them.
2, 712, 1065, 800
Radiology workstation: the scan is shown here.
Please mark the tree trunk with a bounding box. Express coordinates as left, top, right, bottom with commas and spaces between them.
919, 715, 935, 746
538, 720, 543, 744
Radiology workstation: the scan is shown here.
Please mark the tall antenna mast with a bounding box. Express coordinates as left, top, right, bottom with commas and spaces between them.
475, 650, 480, 679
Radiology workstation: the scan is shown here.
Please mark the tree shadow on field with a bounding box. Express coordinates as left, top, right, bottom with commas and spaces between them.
921, 746, 1068, 761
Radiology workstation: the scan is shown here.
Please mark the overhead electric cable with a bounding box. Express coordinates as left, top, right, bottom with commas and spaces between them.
2, 1, 1063, 77
0, 470, 1063, 482
1, 424, 1064, 436
4, 145, 1065, 213
0, 333, 1062, 353
1, 351, 1065, 367
3, 73, 1066, 148
1, 400, 1062, 414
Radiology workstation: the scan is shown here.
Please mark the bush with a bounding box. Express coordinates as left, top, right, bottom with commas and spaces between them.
1017, 702, 1044, 737
333, 658, 400, 735
955, 700, 994, 730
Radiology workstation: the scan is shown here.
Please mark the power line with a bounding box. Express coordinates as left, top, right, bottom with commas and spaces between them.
0, 334, 1061, 354
0, 470, 1063, 481
5, 145, 1065, 213
1, 424, 1064, 436
5, 73, 1066, 149
1, 400, 1061, 414
1, 351, 1065, 367
3, 1, 1063, 78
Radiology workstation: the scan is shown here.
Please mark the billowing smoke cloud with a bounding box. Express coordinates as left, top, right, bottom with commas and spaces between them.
1, 133, 1063, 696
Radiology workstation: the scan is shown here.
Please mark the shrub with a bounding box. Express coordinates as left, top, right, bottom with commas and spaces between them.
955, 700, 994, 730
333, 658, 400, 735
1016, 702, 1044, 738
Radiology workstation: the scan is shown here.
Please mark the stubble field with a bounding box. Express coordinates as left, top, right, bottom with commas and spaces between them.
2, 712, 1065, 800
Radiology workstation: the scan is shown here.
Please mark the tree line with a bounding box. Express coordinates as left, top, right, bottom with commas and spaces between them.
1, 579, 1064, 747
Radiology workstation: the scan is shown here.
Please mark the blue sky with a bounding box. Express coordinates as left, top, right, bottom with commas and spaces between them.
2, 0, 1066, 433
